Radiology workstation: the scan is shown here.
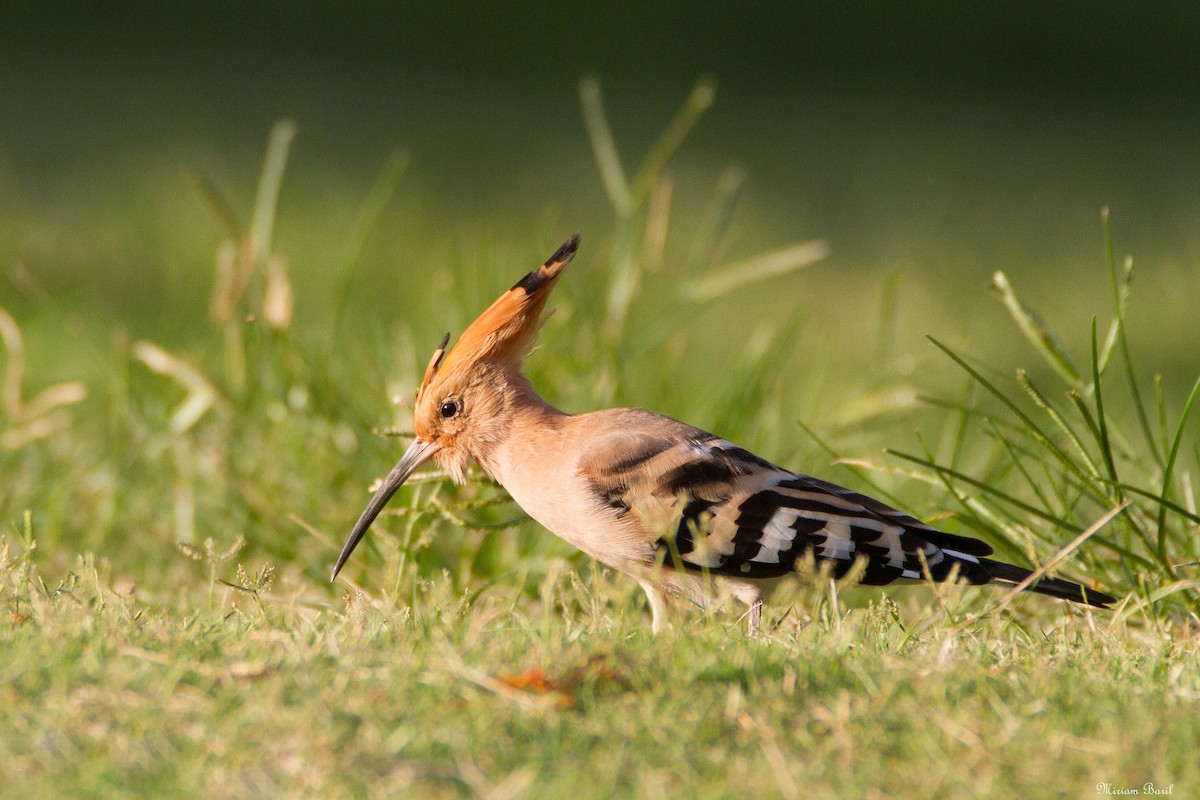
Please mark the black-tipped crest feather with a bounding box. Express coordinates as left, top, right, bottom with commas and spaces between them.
511, 232, 581, 293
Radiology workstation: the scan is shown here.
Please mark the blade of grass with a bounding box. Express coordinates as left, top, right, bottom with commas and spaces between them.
1155, 374, 1169, 464
892, 450, 1089, 537
1103, 207, 1161, 467
328, 149, 410, 353
1089, 319, 1121, 494
891, 446, 1155, 569
250, 119, 297, 263
640, 173, 673, 272
908, 433, 1025, 560
875, 271, 903, 365
684, 240, 828, 303
921, 391, 1112, 509
794, 418, 910, 512
578, 76, 632, 216
919, 393, 1040, 440
1065, 391, 1104, 468
1096, 256, 1129, 376
1156, 374, 1200, 562
1016, 369, 1101, 480
928, 337, 1091, 486
602, 219, 638, 342
187, 171, 244, 241
986, 419, 1056, 514
628, 78, 716, 206
989, 270, 1080, 386
688, 165, 745, 271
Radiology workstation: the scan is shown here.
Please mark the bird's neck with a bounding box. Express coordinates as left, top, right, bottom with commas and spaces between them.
471, 368, 567, 479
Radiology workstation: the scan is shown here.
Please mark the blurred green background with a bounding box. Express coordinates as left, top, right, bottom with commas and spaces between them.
2, 2, 1198, 586
5, 3, 1199, 342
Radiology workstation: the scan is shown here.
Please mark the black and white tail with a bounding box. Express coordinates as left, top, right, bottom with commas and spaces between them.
978, 558, 1114, 607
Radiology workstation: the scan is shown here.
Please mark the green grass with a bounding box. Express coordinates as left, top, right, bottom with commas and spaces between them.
4, 552, 1197, 798
2, 81, 1199, 797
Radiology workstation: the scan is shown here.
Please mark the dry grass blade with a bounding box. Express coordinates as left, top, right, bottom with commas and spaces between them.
0, 308, 87, 422
0, 307, 87, 449
262, 255, 294, 331
133, 340, 226, 433
20, 382, 88, 422
684, 239, 829, 302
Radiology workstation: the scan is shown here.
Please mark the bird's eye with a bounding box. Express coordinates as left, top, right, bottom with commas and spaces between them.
439, 399, 461, 419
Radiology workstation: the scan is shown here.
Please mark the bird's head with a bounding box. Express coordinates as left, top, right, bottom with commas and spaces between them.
331, 234, 580, 580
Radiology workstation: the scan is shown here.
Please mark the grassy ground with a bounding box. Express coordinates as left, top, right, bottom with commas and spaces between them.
4, 555, 1198, 799
3, 84, 1199, 797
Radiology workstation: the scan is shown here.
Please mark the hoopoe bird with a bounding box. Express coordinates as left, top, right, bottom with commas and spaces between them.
331, 234, 1116, 632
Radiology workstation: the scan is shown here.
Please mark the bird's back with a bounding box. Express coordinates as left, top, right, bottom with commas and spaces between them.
567, 407, 995, 588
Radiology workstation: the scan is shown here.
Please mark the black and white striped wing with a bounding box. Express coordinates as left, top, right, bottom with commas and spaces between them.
586, 428, 993, 586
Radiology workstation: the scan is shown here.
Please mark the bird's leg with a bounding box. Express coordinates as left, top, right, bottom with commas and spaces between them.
637, 579, 668, 635
730, 584, 764, 634
746, 598, 763, 635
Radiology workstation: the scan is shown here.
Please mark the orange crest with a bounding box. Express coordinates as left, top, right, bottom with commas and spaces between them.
416, 234, 579, 404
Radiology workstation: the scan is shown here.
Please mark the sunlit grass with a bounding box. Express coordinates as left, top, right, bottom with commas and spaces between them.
3, 543, 1197, 798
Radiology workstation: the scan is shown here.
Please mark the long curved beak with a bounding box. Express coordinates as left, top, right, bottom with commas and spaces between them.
330, 438, 441, 581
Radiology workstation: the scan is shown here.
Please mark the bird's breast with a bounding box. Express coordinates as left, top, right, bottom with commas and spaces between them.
485, 427, 656, 570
